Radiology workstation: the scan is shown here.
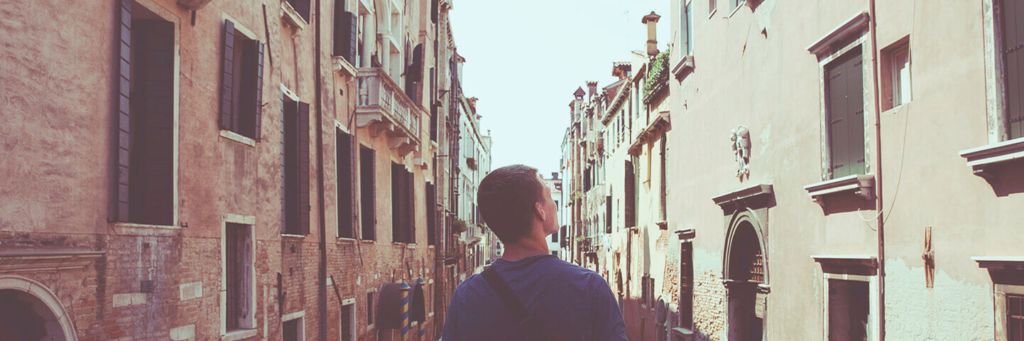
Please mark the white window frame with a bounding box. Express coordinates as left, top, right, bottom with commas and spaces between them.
218, 15, 262, 147
889, 44, 911, 108
822, 273, 878, 341
282, 310, 306, 341
112, 0, 181, 233
813, 24, 876, 181
984, 0, 1022, 143
220, 214, 258, 339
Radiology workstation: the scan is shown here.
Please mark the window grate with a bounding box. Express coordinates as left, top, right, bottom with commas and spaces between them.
1009, 294, 1024, 341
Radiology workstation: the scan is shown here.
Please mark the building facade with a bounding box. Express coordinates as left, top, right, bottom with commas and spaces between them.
564, 1, 1024, 340
0, 0, 488, 340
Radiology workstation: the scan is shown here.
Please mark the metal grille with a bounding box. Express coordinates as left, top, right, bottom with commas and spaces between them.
750, 251, 765, 284
1010, 294, 1024, 341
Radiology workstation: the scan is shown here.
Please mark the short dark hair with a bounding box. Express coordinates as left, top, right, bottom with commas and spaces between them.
477, 164, 545, 243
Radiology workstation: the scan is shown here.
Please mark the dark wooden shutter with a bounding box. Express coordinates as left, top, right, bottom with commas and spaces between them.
254, 42, 265, 140
1003, 0, 1024, 139
605, 196, 612, 233
360, 147, 376, 240
426, 183, 436, 245
225, 223, 242, 330
431, 0, 438, 23
284, 100, 297, 232
131, 19, 175, 226
334, 5, 358, 63
407, 170, 415, 244
391, 163, 402, 242
114, 0, 133, 222
220, 20, 235, 130
290, 0, 311, 21
826, 48, 865, 178
296, 102, 311, 234
624, 160, 636, 228
337, 128, 354, 238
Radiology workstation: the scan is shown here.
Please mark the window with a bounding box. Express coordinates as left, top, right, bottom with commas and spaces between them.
624, 160, 636, 228
605, 196, 613, 233
828, 279, 869, 341
287, 0, 311, 22
341, 301, 356, 341
1001, 0, 1024, 139
366, 291, 376, 328
283, 316, 303, 341
333, 0, 358, 64
709, 0, 717, 15
391, 163, 415, 243
337, 128, 354, 238
284, 96, 311, 235
1009, 294, 1024, 341
224, 222, 255, 332
824, 47, 866, 179
731, 0, 745, 11
679, 242, 694, 330
426, 183, 437, 246
113, 0, 175, 226
219, 20, 264, 140
360, 146, 376, 240
882, 40, 911, 110
681, 0, 693, 56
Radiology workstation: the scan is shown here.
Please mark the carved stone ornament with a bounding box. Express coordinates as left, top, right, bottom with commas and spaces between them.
731, 126, 751, 180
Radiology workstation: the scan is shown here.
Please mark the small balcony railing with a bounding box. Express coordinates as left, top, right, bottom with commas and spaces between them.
355, 67, 421, 154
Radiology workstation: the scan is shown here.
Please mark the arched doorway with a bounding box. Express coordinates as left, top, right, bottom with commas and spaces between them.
0, 276, 76, 341
724, 220, 766, 341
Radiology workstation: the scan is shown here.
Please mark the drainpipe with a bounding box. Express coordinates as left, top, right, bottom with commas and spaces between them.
313, 0, 329, 339
868, 0, 886, 339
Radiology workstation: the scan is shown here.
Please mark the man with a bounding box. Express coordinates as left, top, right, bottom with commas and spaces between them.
442, 165, 626, 341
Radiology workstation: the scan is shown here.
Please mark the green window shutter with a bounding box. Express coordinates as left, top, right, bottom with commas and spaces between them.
1003, 0, 1024, 139
826, 48, 865, 178
113, 0, 133, 222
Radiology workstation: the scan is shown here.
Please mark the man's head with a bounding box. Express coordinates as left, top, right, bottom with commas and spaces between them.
477, 164, 558, 244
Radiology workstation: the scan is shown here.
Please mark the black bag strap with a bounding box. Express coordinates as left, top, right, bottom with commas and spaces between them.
481, 267, 531, 319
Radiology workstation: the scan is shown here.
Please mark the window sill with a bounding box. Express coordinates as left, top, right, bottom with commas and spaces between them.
336, 237, 358, 244
360, 239, 376, 243
221, 329, 258, 341
726, 3, 745, 19
959, 137, 1024, 179
219, 130, 256, 147
332, 56, 357, 77
282, 233, 307, 239
708, 8, 718, 19
113, 222, 180, 236
280, 1, 308, 30
803, 174, 875, 207
672, 55, 695, 82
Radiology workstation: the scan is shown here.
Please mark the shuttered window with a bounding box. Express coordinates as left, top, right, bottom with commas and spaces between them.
360, 146, 377, 240
825, 47, 866, 178
337, 128, 354, 239
220, 20, 264, 140
112, 0, 174, 225
679, 242, 694, 330
284, 98, 311, 235
426, 183, 437, 246
1002, 0, 1024, 139
605, 196, 613, 233
624, 160, 636, 228
1008, 294, 1024, 341
287, 0, 311, 21
391, 164, 415, 244
225, 223, 254, 331
333, 0, 358, 64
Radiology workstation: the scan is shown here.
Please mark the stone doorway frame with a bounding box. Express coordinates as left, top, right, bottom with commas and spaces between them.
0, 275, 78, 341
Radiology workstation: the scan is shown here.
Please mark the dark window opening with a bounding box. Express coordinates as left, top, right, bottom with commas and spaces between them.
605, 196, 613, 233
333, 0, 357, 63
115, 1, 175, 226
225, 223, 254, 331
337, 128, 354, 238
828, 279, 869, 341
679, 242, 694, 330
1008, 294, 1024, 341
360, 146, 377, 240
287, 0, 311, 21
283, 318, 302, 341
426, 183, 437, 246
367, 292, 376, 325
624, 160, 636, 228
284, 98, 311, 235
824, 47, 866, 179
220, 20, 263, 140
391, 163, 415, 243
341, 303, 354, 341
1002, 0, 1024, 139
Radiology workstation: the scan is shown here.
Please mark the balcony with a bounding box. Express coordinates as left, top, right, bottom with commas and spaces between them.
355, 67, 422, 156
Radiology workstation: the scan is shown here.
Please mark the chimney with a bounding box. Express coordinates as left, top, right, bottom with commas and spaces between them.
552, 172, 559, 180
612, 62, 632, 80
586, 81, 598, 98
642, 11, 661, 58
467, 96, 479, 111
573, 87, 586, 99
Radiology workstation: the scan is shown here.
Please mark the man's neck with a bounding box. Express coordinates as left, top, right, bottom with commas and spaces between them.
501, 232, 550, 262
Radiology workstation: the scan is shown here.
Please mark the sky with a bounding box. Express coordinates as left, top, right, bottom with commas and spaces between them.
449, 0, 672, 176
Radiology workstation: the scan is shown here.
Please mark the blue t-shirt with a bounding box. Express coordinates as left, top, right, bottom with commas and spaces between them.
442, 254, 626, 341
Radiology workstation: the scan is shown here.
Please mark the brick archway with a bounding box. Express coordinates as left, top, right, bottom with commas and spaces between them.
0, 275, 77, 341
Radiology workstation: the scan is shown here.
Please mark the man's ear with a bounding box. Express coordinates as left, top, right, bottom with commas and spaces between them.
534, 201, 547, 222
